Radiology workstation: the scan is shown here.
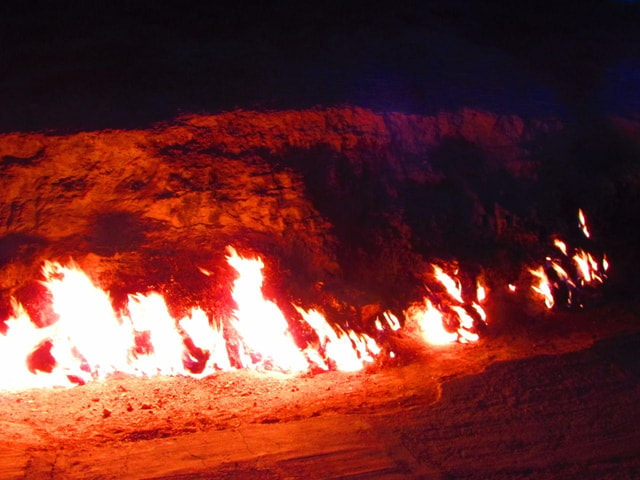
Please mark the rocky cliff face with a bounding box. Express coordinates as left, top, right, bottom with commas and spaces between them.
1, 106, 618, 324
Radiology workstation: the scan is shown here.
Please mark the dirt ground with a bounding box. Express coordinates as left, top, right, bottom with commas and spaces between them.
0, 300, 639, 479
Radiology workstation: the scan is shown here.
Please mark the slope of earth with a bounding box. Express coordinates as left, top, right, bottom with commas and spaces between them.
0, 106, 566, 321
0, 302, 638, 479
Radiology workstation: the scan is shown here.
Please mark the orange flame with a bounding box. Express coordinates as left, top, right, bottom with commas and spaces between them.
578, 208, 590, 239
406, 299, 458, 345
433, 265, 463, 303
529, 210, 608, 310
0, 247, 392, 390
296, 308, 380, 372
405, 265, 486, 345
529, 266, 555, 309
553, 238, 568, 256
226, 247, 309, 373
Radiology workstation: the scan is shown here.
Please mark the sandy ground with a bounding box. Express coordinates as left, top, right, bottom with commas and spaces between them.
0, 300, 639, 479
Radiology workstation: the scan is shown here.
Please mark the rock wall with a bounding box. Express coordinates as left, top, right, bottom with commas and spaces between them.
0, 106, 571, 320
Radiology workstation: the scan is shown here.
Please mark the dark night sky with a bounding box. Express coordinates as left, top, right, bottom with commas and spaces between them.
0, 0, 639, 132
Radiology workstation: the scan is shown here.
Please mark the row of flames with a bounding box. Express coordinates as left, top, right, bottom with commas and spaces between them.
0, 211, 607, 391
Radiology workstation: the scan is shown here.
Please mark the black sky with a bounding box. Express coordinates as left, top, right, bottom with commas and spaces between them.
0, 0, 639, 132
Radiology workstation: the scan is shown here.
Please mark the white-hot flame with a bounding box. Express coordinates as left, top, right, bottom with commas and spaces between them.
553, 238, 568, 256
226, 247, 309, 373
180, 309, 232, 372
0, 247, 392, 390
382, 311, 401, 331
476, 283, 487, 303
578, 209, 590, 238
529, 210, 608, 310
406, 300, 457, 345
297, 307, 380, 372
530, 266, 554, 309
433, 265, 463, 303
42, 261, 135, 379
0, 302, 71, 390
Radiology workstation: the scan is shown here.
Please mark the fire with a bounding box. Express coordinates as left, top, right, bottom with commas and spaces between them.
406, 264, 486, 345
433, 265, 463, 303
529, 266, 555, 309
578, 208, 590, 239
0, 302, 70, 390
0, 208, 608, 391
529, 210, 608, 310
406, 299, 457, 345
1, 246, 393, 390
180, 308, 231, 372
126, 293, 189, 376
226, 247, 309, 372
296, 308, 380, 372
42, 261, 136, 382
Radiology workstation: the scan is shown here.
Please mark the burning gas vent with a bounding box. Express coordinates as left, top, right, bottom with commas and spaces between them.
0, 210, 608, 391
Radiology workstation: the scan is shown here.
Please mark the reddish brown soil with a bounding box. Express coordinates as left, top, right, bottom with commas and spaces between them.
1, 302, 638, 479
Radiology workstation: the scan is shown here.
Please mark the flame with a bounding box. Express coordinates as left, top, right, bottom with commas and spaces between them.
296, 308, 380, 372
42, 261, 135, 380
578, 208, 590, 238
405, 265, 487, 345
433, 265, 463, 302
226, 246, 309, 372
507, 284, 517, 292
529, 210, 608, 310
0, 302, 71, 390
553, 238, 568, 256
381, 311, 401, 331
406, 299, 457, 345
476, 283, 487, 303
8, 222, 609, 391
530, 266, 555, 309
126, 293, 188, 376
0, 247, 394, 390
450, 306, 480, 343
180, 308, 231, 372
